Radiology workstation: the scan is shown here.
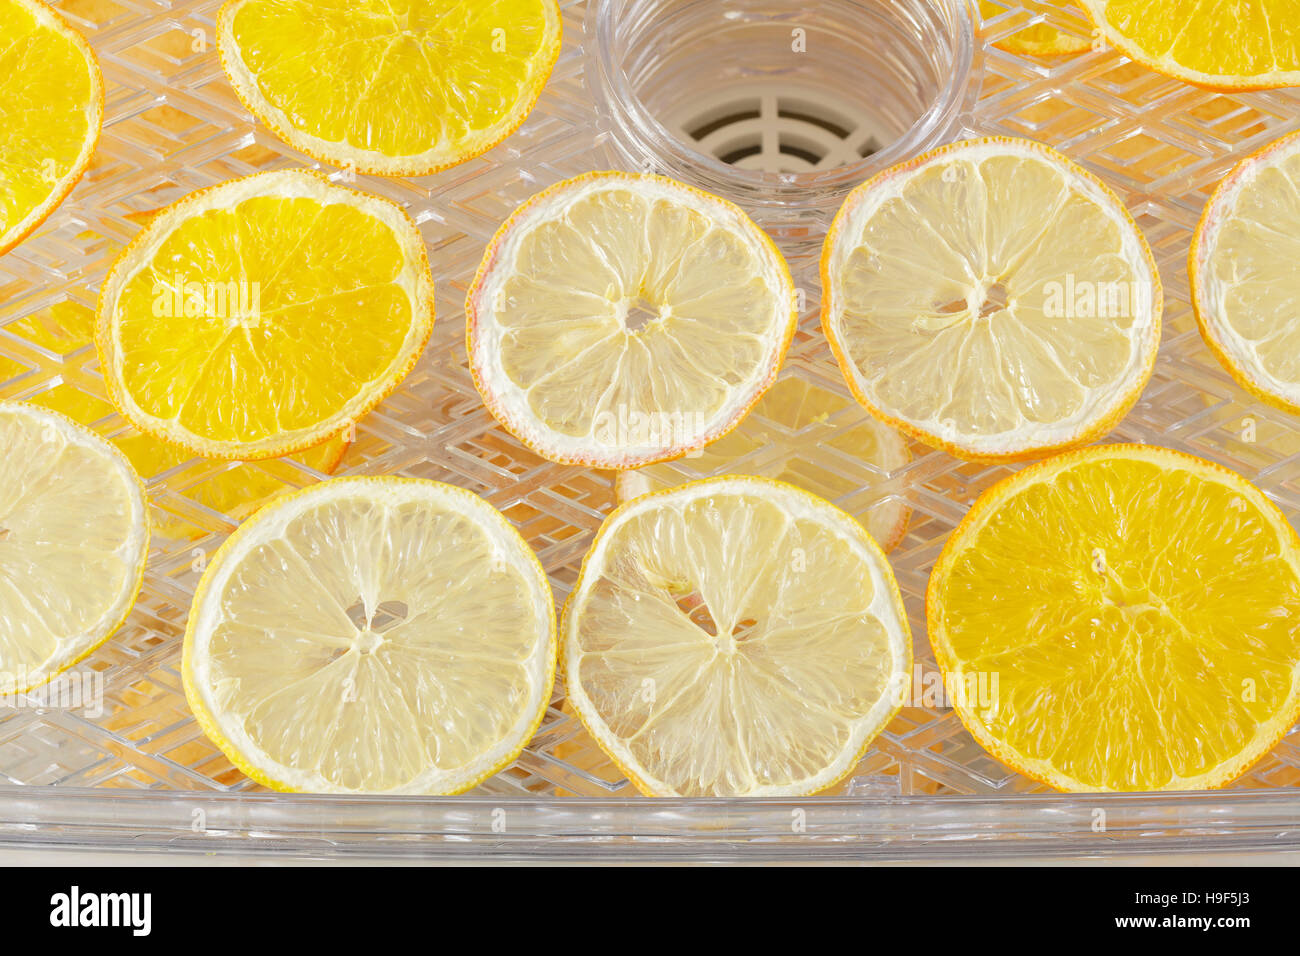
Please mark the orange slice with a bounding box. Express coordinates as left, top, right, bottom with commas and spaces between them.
96, 170, 435, 461
0, 0, 103, 255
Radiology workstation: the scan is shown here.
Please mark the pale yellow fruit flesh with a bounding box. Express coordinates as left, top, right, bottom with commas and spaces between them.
1201, 147, 1300, 394
493, 185, 784, 445
567, 482, 907, 797
0, 405, 144, 691
199, 488, 547, 792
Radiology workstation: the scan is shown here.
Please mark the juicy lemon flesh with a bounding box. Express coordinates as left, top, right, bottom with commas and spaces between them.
938, 456, 1300, 791
0, 0, 95, 242
205, 495, 541, 791
0, 407, 137, 681
1096, 0, 1300, 79
630, 377, 908, 546
496, 187, 780, 440
1204, 151, 1300, 386
571, 491, 896, 796
230, 0, 554, 158
114, 196, 412, 445
1, 301, 344, 539
838, 154, 1143, 439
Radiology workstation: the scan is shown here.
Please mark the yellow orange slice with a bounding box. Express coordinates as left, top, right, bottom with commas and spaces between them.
1082, 0, 1300, 91
0, 0, 103, 255
928, 444, 1300, 792
218, 0, 563, 176
96, 170, 435, 461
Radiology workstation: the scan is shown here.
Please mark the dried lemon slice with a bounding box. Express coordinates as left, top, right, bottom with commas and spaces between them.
218, 0, 563, 175
822, 137, 1161, 462
1191, 129, 1300, 415
0, 402, 148, 694
97, 170, 435, 461
184, 477, 556, 794
468, 172, 797, 469
563, 476, 911, 797
0, 0, 103, 255
929, 444, 1300, 792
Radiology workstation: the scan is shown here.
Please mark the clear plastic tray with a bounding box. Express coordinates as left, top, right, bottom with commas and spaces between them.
2, 0, 1300, 862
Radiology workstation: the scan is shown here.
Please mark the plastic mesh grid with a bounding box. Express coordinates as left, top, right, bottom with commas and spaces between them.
2, 0, 1300, 799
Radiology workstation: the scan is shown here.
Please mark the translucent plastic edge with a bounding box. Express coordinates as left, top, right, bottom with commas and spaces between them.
1, 785, 1297, 861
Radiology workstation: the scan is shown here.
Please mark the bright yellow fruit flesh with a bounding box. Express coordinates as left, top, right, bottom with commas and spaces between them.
929, 445, 1300, 792
1083, 0, 1300, 89
222, 0, 561, 173
98, 171, 434, 460
0, 0, 100, 253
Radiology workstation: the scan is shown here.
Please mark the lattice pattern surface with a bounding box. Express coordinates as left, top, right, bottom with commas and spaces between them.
3, 0, 1300, 801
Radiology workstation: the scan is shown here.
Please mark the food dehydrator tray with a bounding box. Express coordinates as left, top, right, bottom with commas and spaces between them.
3, 0, 1300, 862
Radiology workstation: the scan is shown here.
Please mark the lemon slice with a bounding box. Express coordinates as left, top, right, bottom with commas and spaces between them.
97, 170, 435, 461
928, 443, 1300, 792
468, 172, 798, 469
1082, 0, 1300, 91
1191, 129, 1300, 415
0, 401, 148, 694
218, 0, 562, 176
822, 137, 1161, 462
616, 376, 911, 552
563, 476, 911, 797
0, 0, 103, 255
981, 1, 1093, 56
184, 477, 556, 794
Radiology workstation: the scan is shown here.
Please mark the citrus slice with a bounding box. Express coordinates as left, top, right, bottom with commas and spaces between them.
217, 0, 563, 176
3, 299, 348, 540
0, 401, 148, 694
928, 443, 1300, 792
562, 476, 911, 797
0, 0, 103, 255
1191, 129, 1300, 415
1081, 0, 1300, 90
183, 477, 556, 794
468, 172, 798, 469
821, 137, 1161, 463
980, 1, 1093, 56
96, 170, 435, 461
616, 376, 911, 552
